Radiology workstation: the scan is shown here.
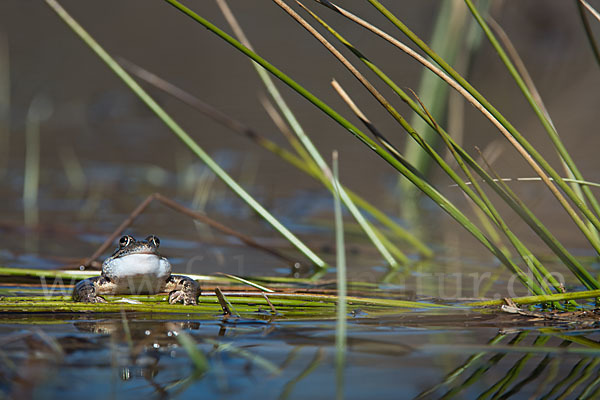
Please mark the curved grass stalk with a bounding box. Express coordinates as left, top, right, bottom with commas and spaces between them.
44, 0, 329, 270
216, 0, 405, 268
301, 5, 557, 292
215, 273, 275, 293
332, 78, 553, 293
284, 1, 544, 282
365, 0, 600, 252
312, 0, 600, 289
161, 0, 554, 294
465, 0, 600, 239
413, 93, 557, 295
486, 16, 591, 219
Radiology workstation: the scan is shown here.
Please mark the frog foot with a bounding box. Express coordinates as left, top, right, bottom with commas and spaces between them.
165, 275, 201, 305
72, 277, 108, 303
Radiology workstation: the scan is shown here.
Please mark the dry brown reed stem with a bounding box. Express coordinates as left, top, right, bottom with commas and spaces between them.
263, 293, 279, 314
83, 193, 298, 268
215, 287, 237, 316
330, 80, 407, 165
580, 0, 600, 21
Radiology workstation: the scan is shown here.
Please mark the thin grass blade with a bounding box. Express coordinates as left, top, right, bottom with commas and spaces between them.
45, 0, 328, 270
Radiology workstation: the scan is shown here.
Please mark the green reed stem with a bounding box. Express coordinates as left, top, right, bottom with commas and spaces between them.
464, 0, 600, 239
320, 0, 597, 289
311, 2, 594, 262
300, 3, 545, 292
44, 0, 329, 270
404, 0, 471, 179
332, 151, 346, 400
218, 0, 405, 268
162, 0, 543, 294
368, 0, 600, 253
421, 100, 555, 294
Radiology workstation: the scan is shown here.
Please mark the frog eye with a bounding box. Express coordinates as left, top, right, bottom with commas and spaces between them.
146, 235, 160, 248
119, 236, 132, 247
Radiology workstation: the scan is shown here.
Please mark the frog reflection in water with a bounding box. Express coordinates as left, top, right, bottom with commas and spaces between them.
73, 235, 201, 305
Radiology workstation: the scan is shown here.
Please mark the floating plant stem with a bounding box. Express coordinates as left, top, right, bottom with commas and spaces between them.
216, 273, 275, 293
467, 289, 600, 307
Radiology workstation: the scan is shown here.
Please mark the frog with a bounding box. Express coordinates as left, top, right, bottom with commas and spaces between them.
73, 235, 201, 305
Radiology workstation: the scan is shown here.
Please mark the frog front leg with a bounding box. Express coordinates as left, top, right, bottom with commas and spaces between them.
72, 276, 116, 303
164, 275, 201, 305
